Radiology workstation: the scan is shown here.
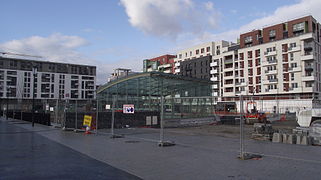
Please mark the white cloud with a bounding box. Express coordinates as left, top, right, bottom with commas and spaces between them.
0, 33, 113, 84
201, 0, 321, 43
0, 33, 88, 62
119, 0, 220, 39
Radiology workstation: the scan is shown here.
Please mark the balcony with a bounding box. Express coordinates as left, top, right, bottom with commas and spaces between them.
304, 43, 313, 51
301, 54, 314, 61
224, 75, 234, 80
210, 69, 218, 74
288, 66, 301, 72
288, 46, 301, 52
299, 33, 313, 40
224, 59, 233, 64
236, 82, 246, 86
262, 60, 277, 66
265, 89, 278, 93
212, 92, 218, 96
212, 84, 218, 89
303, 86, 314, 92
269, 78, 278, 83
210, 77, 218, 81
263, 79, 277, 84
210, 62, 218, 67
175, 69, 180, 73
224, 67, 234, 72
305, 64, 314, 70
265, 69, 277, 74
264, 51, 277, 56
224, 83, 234, 87
175, 62, 180, 67
302, 75, 315, 81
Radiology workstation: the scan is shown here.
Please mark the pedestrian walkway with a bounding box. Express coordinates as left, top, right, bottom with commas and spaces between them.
0, 118, 140, 180
1, 117, 321, 180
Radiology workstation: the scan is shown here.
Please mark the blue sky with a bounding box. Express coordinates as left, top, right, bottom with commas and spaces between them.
0, 0, 319, 84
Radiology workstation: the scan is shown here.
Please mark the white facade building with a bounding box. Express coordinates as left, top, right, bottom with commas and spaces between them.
0, 57, 96, 100
174, 41, 232, 97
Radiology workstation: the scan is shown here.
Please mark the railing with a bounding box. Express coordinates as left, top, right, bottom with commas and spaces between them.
269, 79, 278, 82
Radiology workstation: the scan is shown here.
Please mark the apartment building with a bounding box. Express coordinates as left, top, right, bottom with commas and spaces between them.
214, 16, 321, 100
0, 56, 96, 100
143, 54, 176, 73
174, 41, 231, 96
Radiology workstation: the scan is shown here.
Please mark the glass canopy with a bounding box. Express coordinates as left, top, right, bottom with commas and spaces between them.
97, 72, 214, 118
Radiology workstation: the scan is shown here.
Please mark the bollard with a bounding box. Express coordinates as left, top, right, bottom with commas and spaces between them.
272, 133, 282, 143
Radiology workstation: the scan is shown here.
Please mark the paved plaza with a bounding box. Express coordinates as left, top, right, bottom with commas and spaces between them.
1, 118, 321, 180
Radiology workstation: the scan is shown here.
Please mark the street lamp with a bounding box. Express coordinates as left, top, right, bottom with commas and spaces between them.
6, 87, 10, 120
32, 66, 37, 127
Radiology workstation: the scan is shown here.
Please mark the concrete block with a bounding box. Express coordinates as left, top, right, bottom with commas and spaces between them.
272, 133, 282, 143
287, 134, 296, 144
296, 135, 302, 145
300, 136, 309, 145
282, 134, 288, 143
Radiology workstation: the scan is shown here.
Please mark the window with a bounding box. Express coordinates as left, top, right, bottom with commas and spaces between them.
290, 53, 294, 61
190, 51, 192, 56
248, 51, 252, 58
293, 22, 305, 32
245, 36, 252, 43
289, 43, 296, 48
196, 49, 199, 55
179, 54, 182, 59
206, 47, 210, 52
291, 73, 295, 80
306, 82, 313, 87
290, 63, 297, 68
269, 30, 276, 37
292, 83, 298, 88
201, 48, 204, 53
266, 47, 276, 52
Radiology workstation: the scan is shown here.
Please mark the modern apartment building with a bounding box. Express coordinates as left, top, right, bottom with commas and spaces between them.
143, 54, 176, 73
0, 56, 96, 100
217, 15, 321, 99
174, 41, 233, 97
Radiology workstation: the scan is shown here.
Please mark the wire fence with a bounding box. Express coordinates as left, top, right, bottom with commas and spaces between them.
2, 94, 321, 160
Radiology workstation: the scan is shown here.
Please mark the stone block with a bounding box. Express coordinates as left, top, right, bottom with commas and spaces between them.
282, 134, 288, 143
300, 136, 309, 145
287, 134, 296, 144
272, 133, 282, 143
296, 135, 302, 145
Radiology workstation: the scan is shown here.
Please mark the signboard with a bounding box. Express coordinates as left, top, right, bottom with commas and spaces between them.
105, 104, 111, 110
123, 104, 134, 114
50, 107, 54, 112
83, 115, 92, 127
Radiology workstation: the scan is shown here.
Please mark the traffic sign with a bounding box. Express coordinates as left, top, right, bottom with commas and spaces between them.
83, 115, 92, 127
123, 104, 134, 114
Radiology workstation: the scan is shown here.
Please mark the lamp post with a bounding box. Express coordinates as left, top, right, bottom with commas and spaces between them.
32, 66, 37, 127
6, 87, 9, 120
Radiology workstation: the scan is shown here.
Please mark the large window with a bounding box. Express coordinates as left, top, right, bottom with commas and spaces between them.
244, 36, 252, 43
293, 22, 305, 32
269, 30, 276, 37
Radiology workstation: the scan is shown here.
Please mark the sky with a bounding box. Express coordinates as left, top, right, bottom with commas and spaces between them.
0, 0, 320, 84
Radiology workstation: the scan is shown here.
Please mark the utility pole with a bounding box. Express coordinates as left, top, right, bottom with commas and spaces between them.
32, 66, 37, 127
6, 87, 9, 120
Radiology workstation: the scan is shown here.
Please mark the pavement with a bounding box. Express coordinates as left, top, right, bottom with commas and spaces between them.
0, 118, 140, 180
1, 117, 321, 180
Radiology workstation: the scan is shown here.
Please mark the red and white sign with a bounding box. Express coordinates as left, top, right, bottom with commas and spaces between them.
123, 104, 134, 114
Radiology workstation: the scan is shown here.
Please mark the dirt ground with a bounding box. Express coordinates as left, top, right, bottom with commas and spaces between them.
166, 120, 299, 139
